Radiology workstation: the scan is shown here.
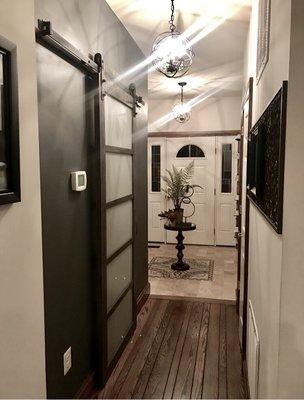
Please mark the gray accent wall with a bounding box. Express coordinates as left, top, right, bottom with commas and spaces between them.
35, 0, 148, 397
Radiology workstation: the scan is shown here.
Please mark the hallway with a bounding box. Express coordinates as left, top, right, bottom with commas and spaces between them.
99, 298, 248, 399
3, 0, 304, 398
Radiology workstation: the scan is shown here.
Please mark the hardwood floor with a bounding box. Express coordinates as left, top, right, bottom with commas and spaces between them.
98, 298, 248, 399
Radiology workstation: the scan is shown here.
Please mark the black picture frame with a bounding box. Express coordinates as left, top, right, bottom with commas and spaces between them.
0, 44, 20, 205
247, 81, 288, 233
256, 0, 271, 82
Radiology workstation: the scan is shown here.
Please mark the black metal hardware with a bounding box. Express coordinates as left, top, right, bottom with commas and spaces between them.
169, 0, 176, 32
36, 20, 99, 75
129, 83, 145, 117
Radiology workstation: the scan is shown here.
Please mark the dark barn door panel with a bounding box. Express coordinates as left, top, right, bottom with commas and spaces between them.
37, 40, 98, 398
36, 19, 146, 395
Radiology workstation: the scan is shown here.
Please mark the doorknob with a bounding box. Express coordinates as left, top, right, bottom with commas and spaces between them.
234, 232, 244, 239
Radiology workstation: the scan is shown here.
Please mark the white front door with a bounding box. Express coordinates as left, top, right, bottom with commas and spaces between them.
215, 136, 238, 245
148, 138, 166, 242
166, 137, 216, 245
148, 136, 238, 246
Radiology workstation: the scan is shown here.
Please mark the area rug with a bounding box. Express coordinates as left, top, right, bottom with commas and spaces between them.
149, 256, 214, 281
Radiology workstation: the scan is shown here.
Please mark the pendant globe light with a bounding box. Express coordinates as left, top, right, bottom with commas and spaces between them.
151, 0, 194, 78
172, 82, 191, 123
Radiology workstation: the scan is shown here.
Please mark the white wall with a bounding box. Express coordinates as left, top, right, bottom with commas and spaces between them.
0, 1, 46, 398
245, 0, 291, 126
244, 0, 291, 397
148, 96, 241, 132
248, 206, 282, 397
277, 1, 304, 397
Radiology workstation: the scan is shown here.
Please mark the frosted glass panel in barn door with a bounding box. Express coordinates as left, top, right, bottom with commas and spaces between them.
104, 91, 134, 368
166, 137, 216, 245
215, 136, 238, 245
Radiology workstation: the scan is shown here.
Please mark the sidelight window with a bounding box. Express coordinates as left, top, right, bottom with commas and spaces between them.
221, 143, 232, 193
151, 145, 161, 192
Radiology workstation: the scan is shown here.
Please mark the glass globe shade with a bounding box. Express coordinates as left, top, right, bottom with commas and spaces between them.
151, 31, 194, 78
172, 102, 191, 123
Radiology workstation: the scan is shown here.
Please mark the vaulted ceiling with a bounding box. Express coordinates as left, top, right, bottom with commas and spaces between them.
106, 0, 251, 100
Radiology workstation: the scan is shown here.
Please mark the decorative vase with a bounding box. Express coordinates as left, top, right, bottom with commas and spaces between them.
174, 208, 184, 225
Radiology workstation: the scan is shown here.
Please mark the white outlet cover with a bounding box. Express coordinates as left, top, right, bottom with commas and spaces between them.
63, 347, 72, 376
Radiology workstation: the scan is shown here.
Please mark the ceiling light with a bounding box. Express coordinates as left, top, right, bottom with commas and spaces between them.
172, 82, 191, 123
151, 0, 194, 78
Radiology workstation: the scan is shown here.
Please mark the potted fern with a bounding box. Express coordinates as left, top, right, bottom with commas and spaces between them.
159, 161, 201, 226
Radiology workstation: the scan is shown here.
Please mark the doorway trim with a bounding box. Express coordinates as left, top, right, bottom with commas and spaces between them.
148, 133, 241, 246
149, 130, 240, 138
237, 77, 253, 359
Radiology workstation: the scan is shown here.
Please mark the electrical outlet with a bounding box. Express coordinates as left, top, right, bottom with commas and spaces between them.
63, 347, 72, 376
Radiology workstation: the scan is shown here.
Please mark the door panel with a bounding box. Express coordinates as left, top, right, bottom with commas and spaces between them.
103, 90, 135, 373
37, 45, 94, 398
107, 245, 132, 311
166, 137, 216, 245
219, 203, 234, 230
105, 95, 132, 149
215, 136, 238, 245
106, 200, 133, 257
106, 153, 132, 202
107, 289, 133, 364
151, 202, 163, 228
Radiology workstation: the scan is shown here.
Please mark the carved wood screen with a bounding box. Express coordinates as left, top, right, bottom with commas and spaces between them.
247, 81, 288, 233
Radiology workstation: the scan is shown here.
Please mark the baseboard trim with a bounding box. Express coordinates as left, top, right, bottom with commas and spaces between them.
149, 294, 236, 305
74, 371, 97, 399
137, 281, 151, 313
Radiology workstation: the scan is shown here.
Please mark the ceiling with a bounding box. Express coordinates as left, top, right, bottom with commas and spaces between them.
105, 0, 252, 100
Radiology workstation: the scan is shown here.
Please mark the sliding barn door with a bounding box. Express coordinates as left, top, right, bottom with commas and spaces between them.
36, 27, 101, 398
101, 77, 136, 375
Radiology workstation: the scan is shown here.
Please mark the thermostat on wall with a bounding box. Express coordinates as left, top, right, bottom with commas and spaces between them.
71, 171, 87, 191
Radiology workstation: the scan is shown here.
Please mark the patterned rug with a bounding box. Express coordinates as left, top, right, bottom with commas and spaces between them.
149, 256, 214, 281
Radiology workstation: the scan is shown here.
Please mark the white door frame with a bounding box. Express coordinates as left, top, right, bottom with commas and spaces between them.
148, 135, 239, 246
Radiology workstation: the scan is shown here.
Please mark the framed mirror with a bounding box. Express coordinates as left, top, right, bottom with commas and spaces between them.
0, 45, 20, 205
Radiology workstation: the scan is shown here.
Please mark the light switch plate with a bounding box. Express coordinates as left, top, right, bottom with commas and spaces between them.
63, 347, 72, 376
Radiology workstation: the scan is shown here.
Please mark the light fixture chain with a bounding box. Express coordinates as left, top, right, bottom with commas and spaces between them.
169, 0, 176, 32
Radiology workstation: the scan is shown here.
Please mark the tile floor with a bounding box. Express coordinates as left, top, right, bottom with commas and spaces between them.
148, 244, 237, 302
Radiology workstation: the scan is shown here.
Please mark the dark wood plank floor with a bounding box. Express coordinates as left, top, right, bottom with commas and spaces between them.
98, 298, 248, 399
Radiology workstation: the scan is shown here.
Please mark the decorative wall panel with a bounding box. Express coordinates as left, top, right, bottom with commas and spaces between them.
247, 81, 287, 233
